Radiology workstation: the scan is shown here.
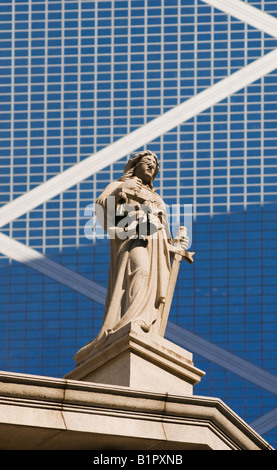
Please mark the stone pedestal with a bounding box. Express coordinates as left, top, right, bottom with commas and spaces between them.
65, 322, 205, 396
56, 323, 274, 450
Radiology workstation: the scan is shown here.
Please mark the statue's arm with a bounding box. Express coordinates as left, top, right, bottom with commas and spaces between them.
96, 181, 140, 238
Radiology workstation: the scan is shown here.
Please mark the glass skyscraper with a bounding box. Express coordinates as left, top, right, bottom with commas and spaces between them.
0, 0, 277, 449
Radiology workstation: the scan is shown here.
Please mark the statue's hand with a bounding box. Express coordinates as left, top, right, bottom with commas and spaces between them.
179, 235, 189, 251
121, 177, 142, 194
173, 226, 189, 251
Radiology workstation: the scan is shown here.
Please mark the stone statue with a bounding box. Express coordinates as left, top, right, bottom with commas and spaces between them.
74, 150, 194, 363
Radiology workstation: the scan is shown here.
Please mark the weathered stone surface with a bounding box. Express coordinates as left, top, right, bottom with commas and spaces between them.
0, 370, 272, 450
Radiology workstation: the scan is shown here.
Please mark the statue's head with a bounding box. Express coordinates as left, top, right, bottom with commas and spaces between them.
121, 150, 159, 188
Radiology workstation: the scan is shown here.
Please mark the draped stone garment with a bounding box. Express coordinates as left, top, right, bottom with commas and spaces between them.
93, 179, 172, 347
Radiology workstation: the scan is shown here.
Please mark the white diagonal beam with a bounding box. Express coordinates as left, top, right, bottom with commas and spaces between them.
202, 0, 277, 38
0, 232, 106, 305
1, 48, 277, 229
165, 322, 277, 397
1, 230, 277, 399
250, 407, 277, 435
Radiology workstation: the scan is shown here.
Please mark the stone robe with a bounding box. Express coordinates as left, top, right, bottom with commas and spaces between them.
94, 179, 172, 344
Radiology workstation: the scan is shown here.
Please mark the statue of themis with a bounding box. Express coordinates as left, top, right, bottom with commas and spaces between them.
74, 150, 194, 362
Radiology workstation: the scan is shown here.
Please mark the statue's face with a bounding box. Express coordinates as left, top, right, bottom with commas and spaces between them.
134, 154, 157, 184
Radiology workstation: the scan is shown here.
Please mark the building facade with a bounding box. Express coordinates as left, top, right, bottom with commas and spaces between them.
0, 0, 276, 448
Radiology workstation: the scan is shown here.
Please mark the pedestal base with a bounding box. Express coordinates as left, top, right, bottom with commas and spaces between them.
65, 322, 205, 395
